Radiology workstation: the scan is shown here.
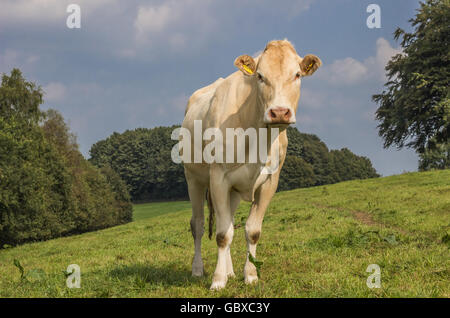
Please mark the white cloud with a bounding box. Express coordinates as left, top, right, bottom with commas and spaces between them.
0, 0, 116, 26
0, 49, 40, 74
320, 37, 402, 86
365, 37, 403, 81
43, 82, 67, 102
131, 0, 315, 54
134, 4, 175, 43
1, 1, 316, 59
133, 0, 216, 50
325, 57, 369, 85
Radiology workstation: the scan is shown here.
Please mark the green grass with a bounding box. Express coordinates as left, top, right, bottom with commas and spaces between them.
0, 170, 449, 297
133, 201, 191, 221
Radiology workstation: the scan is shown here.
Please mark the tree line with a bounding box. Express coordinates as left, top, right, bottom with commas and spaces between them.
0, 69, 132, 246
89, 126, 380, 201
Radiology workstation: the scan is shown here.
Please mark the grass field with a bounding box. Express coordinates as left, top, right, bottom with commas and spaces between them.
0, 170, 449, 297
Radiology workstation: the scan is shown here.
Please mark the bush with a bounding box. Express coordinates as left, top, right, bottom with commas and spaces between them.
0, 116, 74, 243
0, 69, 132, 246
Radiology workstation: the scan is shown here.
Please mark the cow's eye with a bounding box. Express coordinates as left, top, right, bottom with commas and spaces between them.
257, 73, 264, 83
295, 72, 301, 80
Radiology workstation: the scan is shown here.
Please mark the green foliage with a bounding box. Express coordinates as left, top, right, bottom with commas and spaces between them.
280, 127, 379, 191
373, 0, 450, 164
0, 69, 132, 246
418, 142, 450, 170
0, 69, 43, 124
328, 148, 379, 183
0, 104, 74, 243
90, 126, 378, 200
100, 165, 133, 224
278, 156, 316, 191
248, 253, 263, 278
89, 126, 187, 201
13, 259, 46, 281
13, 259, 25, 280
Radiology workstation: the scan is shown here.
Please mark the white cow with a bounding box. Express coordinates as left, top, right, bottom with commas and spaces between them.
181, 39, 321, 290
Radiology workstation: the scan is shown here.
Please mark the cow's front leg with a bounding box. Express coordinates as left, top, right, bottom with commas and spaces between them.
224, 191, 240, 279
244, 176, 278, 284
244, 202, 262, 285
209, 172, 233, 290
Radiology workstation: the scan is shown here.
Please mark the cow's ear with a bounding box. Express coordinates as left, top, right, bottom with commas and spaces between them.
299, 54, 322, 76
234, 54, 256, 76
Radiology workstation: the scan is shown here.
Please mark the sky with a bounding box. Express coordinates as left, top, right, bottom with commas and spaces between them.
0, 0, 423, 176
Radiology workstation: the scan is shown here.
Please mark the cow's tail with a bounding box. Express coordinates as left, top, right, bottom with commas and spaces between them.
206, 188, 214, 240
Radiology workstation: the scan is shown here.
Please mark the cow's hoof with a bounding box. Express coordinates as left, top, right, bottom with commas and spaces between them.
192, 268, 204, 277
210, 280, 227, 290
227, 271, 236, 278
192, 259, 204, 277
245, 275, 258, 285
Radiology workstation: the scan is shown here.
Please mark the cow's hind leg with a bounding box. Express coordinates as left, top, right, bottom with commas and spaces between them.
187, 178, 207, 277
226, 191, 240, 279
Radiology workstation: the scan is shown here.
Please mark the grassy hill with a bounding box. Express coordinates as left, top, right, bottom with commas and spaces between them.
0, 170, 449, 297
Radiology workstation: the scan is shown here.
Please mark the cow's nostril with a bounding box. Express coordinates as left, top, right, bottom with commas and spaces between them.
284, 109, 291, 119
270, 109, 277, 119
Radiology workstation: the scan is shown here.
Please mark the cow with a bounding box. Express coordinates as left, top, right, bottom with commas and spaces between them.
181, 39, 321, 290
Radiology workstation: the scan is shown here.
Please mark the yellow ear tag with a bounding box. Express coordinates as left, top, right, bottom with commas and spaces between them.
305, 63, 313, 72
242, 64, 253, 74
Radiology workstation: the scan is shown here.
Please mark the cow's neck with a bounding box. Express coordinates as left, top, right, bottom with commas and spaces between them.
236, 80, 288, 164
237, 81, 266, 131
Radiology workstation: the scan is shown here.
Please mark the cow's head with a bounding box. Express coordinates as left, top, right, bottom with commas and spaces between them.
234, 40, 321, 125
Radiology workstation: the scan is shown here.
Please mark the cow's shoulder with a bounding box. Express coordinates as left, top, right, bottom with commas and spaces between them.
207, 72, 252, 124
185, 77, 225, 115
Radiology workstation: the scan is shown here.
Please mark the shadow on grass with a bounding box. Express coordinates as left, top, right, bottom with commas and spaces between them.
109, 263, 207, 288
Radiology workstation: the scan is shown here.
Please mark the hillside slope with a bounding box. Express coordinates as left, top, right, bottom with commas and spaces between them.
0, 170, 449, 297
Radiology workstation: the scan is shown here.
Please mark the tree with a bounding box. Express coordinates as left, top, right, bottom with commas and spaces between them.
278, 156, 316, 191
372, 0, 449, 167
89, 126, 187, 201
0, 69, 43, 124
0, 69, 132, 246
283, 127, 379, 189
328, 148, 379, 183
90, 125, 379, 200
418, 143, 450, 170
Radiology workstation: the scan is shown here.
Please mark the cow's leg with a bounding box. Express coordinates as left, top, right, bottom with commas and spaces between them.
225, 191, 240, 279
209, 173, 233, 290
244, 177, 278, 284
187, 177, 207, 277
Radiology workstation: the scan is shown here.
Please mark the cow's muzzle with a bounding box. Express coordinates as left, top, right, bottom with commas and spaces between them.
264, 106, 296, 125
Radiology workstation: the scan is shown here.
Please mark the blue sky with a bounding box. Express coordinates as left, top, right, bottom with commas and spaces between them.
0, 0, 422, 176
